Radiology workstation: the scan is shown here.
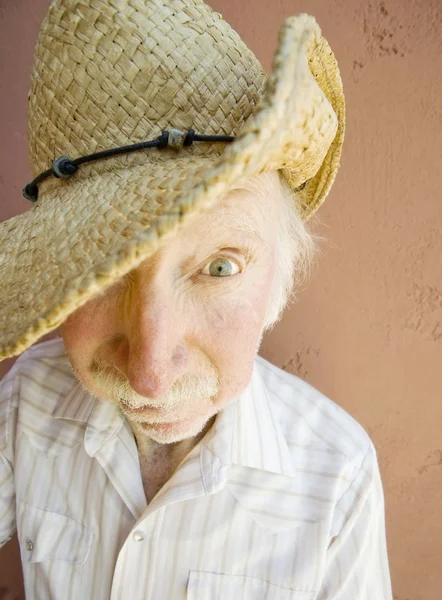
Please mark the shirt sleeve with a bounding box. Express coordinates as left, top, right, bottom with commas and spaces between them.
0, 363, 18, 549
317, 441, 393, 600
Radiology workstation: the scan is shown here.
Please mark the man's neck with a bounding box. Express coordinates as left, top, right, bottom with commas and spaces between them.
131, 416, 216, 503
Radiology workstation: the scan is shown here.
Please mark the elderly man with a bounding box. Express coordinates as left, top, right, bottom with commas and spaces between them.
0, 0, 392, 598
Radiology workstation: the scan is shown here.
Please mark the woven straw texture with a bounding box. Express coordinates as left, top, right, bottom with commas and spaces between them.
0, 0, 345, 360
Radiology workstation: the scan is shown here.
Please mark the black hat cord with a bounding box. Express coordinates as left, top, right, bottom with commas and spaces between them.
23, 129, 235, 203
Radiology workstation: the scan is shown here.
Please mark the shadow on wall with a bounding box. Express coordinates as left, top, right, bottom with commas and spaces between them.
0, 533, 24, 600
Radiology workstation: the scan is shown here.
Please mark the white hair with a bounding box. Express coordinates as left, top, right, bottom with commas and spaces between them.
230, 170, 325, 337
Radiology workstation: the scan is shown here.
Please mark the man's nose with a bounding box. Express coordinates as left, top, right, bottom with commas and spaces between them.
125, 291, 189, 399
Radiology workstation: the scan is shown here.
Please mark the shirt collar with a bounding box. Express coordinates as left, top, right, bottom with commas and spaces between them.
201, 359, 295, 477
53, 381, 123, 457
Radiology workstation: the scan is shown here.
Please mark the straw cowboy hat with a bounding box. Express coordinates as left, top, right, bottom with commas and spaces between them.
0, 0, 345, 361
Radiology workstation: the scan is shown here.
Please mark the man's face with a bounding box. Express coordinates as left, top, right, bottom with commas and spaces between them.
60, 183, 278, 444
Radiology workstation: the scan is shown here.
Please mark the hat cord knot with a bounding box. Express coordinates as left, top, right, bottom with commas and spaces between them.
22, 128, 234, 203
52, 155, 79, 178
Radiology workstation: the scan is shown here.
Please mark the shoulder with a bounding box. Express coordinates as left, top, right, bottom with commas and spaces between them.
13, 336, 68, 365
0, 336, 75, 418
255, 354, 372, 463
1, 337, 68, 378
1, 337, 72, 381
0, 337, 84, 462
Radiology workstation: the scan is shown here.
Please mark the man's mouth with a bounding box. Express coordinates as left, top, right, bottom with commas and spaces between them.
144, 415, 199, 431
121, 401, 201, 430
120, 400, 161, 414
121, 401, 180, 423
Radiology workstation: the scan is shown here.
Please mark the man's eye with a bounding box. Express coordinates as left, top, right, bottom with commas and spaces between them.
200, 256, 241, 278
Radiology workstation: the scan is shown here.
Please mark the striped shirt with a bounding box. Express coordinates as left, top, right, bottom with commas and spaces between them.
0, 338, 392, 599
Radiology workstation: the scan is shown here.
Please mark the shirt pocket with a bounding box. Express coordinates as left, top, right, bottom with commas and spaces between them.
17, 501, 93, 564
187, 571, 316, 600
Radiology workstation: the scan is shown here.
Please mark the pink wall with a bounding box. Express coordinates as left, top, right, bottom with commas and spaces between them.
1, 1, 441, 598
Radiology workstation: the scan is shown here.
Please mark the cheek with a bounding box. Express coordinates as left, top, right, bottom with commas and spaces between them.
231, 261, 275, 329
204, 298, 265, 408
204, 266, 274, 354
60, 297, 115, 360
207, 269, 274, 405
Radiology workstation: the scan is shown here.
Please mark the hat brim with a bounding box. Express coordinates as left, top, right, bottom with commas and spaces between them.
0, 14, 345, 360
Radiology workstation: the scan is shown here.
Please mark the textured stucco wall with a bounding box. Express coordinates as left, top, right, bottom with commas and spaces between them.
1, 1, 441, 599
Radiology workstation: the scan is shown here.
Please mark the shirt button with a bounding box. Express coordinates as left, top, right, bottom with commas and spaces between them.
25, 540, 33, 551
133, 530, 145, 542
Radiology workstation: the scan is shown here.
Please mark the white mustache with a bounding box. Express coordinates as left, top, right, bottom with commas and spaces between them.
90, 358, 220, 413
